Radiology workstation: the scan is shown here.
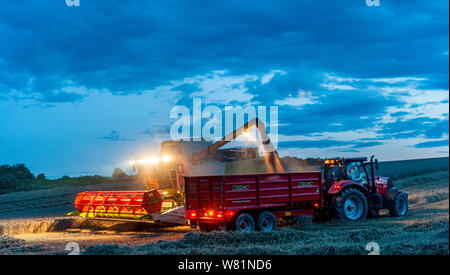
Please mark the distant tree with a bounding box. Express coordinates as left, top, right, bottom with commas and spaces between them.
37, 173, 46, 181
112, 168, 127, 179
0, 173, 15, 190
12, 164, 35, 180
0, 164, 35, 191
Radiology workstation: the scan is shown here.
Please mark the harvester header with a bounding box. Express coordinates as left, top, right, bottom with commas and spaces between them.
73, 190, 164, 220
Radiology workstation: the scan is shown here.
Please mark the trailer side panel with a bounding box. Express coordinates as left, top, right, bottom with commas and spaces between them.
185, 172, 322, 225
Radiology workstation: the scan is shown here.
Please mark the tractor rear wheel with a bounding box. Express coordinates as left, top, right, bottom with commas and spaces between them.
235, 213, 255, 232
332, 188, 368, 221
389, 192, 408, 217
257, 211, 277, 232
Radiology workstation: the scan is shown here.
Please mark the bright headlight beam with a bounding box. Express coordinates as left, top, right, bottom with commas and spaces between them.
162, 155, 172, 162
138, 157, 160, 164
149, 157, 160, 164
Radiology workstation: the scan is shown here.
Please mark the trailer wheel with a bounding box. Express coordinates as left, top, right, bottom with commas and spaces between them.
257, 211, 277, 232
332, 188, 368, 221
235, 213, 255, 232
389, 192, 408, 217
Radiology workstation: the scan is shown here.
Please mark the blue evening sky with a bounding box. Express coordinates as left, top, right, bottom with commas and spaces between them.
0, 0, 448, 177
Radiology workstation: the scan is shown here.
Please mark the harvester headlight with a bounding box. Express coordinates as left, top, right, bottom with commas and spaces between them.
162, 155, 172, 162
150, 157, 160, 164
138, 157, 160, 165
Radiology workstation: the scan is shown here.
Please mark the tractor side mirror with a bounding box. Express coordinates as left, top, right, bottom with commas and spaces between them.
375, 159, 378, 170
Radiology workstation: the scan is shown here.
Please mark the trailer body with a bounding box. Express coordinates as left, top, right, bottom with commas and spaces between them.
185, 171, 322, 230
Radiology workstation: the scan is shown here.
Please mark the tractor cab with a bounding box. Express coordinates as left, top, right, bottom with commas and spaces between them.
320, 156, 379, 193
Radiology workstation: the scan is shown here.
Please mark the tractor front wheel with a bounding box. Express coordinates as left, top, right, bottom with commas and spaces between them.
332, 188, 368, 221
389, 192, 408, 217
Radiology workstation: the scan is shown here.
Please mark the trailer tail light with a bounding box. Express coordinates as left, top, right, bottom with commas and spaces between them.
214, 211, 224, 219
206, 211, 225, 219
186, 210, 197, 220
224, 210, 235, 220
334, 185, 341, 189
197, 210, 233, 220
314, 203, 319, 208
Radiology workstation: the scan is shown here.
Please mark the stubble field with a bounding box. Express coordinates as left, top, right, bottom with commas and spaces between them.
0, 157, 448, 255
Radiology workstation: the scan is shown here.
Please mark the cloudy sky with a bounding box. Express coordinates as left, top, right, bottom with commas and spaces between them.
0, 0, 448, 177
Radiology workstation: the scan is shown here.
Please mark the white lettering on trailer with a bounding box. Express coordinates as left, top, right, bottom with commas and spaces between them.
232, 200, 251, 203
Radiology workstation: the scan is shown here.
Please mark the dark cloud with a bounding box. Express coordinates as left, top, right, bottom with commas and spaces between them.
382, 118, 449, 139
101, 130, 132, 141
141, 125, 170, 136
414, 139, 449, 148
37, 91, 85, 104
0, 0, 447, 101
278, 139, 383, 151
171, 83, 200, 94
338, 149, 360, 153
279, 139, 353, 149
277, 89, 398, 136
351, 141, 383, 148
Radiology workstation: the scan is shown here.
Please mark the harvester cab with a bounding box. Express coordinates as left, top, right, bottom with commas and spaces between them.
319, 156, 408, 221
130, 140, 192, 208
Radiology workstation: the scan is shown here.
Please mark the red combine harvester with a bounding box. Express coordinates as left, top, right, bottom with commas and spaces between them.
185, 156, 409, 232
72, 118, 284, 224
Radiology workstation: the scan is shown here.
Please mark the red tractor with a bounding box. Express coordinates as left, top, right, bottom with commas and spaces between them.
320, 156, 408, 220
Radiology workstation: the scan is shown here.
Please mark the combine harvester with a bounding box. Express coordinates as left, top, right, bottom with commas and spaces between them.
71, 118, 284, 225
